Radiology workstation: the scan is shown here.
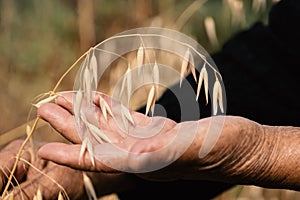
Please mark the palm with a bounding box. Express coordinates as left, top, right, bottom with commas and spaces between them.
37, 92, 178, 172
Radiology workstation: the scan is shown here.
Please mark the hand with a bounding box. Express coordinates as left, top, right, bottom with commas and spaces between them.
0, 140, 87, 199
0, 140, 136, 200
37, 92, 300, 191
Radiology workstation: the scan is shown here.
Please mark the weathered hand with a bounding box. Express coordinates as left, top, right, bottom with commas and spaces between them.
37, 92, 300, 191
37, 92, 177, 174
0, 140, 87, 200
0, 139, 137, 200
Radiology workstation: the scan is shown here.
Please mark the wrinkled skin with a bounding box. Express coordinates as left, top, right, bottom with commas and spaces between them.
2, 92, 300, 199
0, 140, 86, 199
37, 92, 300, 191
0, 140, 136, 199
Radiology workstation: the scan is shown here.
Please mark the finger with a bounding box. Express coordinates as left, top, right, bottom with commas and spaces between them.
56, 91, 107, 114
38, 103, 81, 144
56, 91, 106, 114
10, 162, 85, 200
38, 143, 117, 173
56, 92, 74, 114
55, 92, 126, 144
37, 134, 183, 178
58, 91, 152, 130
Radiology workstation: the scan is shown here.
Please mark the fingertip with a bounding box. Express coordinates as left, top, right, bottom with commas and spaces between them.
38, 143, 60, 160
37, 103, 57, 119
38, 143, 76, 162
55, 94, 73, 111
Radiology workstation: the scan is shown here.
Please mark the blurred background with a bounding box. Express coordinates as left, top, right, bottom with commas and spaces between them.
1, 0, 299, 199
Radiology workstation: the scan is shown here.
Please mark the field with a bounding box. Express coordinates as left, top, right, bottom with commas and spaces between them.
1, 0, 300, 199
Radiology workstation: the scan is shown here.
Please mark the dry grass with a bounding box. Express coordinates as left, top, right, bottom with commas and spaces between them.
2, 0, 299, 199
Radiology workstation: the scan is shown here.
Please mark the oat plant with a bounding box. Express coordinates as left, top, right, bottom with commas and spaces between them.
72, 27, 225, 165
1, 27, 225, 200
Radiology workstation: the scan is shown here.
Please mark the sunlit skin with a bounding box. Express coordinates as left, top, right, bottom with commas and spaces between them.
38, 93, 300, 188
1, 92, 300, 199
0, 140, 137, 199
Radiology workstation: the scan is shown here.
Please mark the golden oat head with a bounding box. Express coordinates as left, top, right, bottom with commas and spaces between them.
72, 27, 226, 166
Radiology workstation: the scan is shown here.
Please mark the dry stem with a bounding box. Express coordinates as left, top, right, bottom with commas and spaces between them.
1, 117, 40, 198
1, 47, 93, 199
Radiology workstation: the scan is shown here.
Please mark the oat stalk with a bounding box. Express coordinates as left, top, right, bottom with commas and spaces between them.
51, 48, 94, 95
95, 33, 222, 78
19, 158, 70, 200
1, 117, 40, 198
1, 47, 93, 200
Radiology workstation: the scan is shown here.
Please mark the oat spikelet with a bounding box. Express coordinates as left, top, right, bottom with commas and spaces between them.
119, 66, 130, 98
80, 111, 111, 143
33, 94, 58, 108
87, 121, 111, 143
99, 98, 107, 121
188, 52, 197, 83
127, 64, 132, 100
121, 104, 134, 125
196, 63, 209, 103
121, 111, 128, 131
137, 45, 144, 77
57, 192, 64, 200
74, 90, 83, 125
153, 61, 159, 94
145, 85, 156, 116
212, 77, 224, 115
90, 50, 98, 88
83, 172, 97, 200
218, 82, 224, 113
79, 137, 88, 164
153, 61, 159, 85
83, 68, 92, 103
79, 137, 95, 166
180, 48, 190, 87
99, 96, 113, 121
86, 138, 95, 166
36, 188, 43, 200
119, 72, 126, 97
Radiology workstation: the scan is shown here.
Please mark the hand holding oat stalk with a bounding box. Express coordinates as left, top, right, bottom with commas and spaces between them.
0, 139, 139, 199
3, 26, 300, 200
1, 27, 225, 199
37, 91, 300, 191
